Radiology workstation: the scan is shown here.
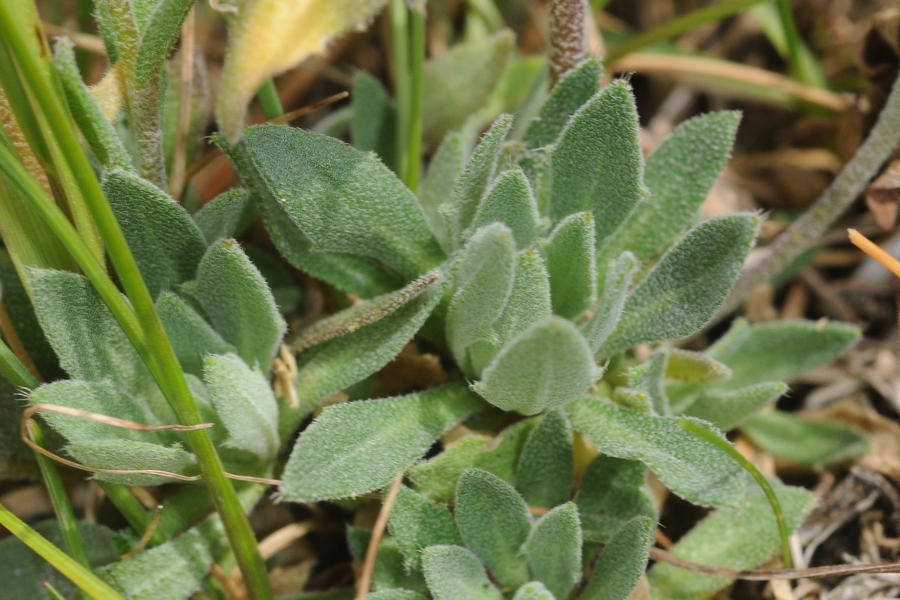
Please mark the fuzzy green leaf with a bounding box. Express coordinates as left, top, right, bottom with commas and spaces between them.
388, 486, 463, 570
29, 270, 155, 398
447, 223, 516, 376
579, 517, 653, 600
523, 60, 601, 149
203, 353, 278, 461
289, 274, 445, 422
468, 168, 540, 249
628, 351, 671, 416
741, 410, 870, 467
347, 530, 429, 595
192, 189, 254, 245
549, 81, 644, 239
648, 483, 816, 599
185, 240, 286, 372
156, 291, 236, 379
422, 31, 514, 147
665, 349, 731, 384
351, 71, 397, 172
53, 38, 131, 170
599, 214, 759, 356
576, 455, 656, 543
515, 410, 573, 509
419, 132, 468, 252
582, 251, 638, 355
474, 419, 537, 484
408, 436, 490, 502
707, 319, 860, 390
598, 112, 740, 264
368, 591, 426, 600
421, 545, 503, 600
513, 582, 556, 600
681, 382, 788, 431
455, 468, 532, 588
67, 439, 196, 486
523, 503, 582, 600
104, 168, 207, 299
542, 212, 596, 320
281, 383, 482, 501
567, 396, 744, 507
237, 125, 443, 279
474, 316, 599, 415
440, 116, 514, 246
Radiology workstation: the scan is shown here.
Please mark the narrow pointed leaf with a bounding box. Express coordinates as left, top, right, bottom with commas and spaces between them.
66, 439, 196, 486
575, 456, 656, 543
388, 486, 463, 570
419, 131, 468, 252
582, 252, 638, 355
468, 168, 539, 249
281, 383, 482, 501
567, 396, 745, 507
455, 468, 532, 588
740, 410, 870, 467
579, 517, 653, 600
185, 240, 286, 372
542, 212, 596, 320
681, 382, 787, 431
515, 410, 573, 509
104, 169, 207, 298
599, 214, 759, 356
648, 483, 815, 599
666, 349, 731, 383
473, 316, 598, 415
421, 545, 503, 600
523, 503, 582, 600
550, 81, 644, 239
440, 116, 513, 246
523, 59, 601, 149
192, 189, 253, 245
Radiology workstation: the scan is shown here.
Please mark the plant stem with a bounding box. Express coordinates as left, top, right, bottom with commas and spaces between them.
604, 0, 770, 65
98, 482, 166, 547
0, 503, 126, 599
681, 421, 793, 569
549, 0, 586, 88
390, 0, 412, 188
0, 336, 38, 390
721, 72, 900, 317
257, 79, 284, 121
775, 0, 806, 84
408, 8, 425, 193
0, 9, 274, 595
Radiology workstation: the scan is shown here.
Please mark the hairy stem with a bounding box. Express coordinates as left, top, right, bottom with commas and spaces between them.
390, 0, 412, 186
721, 72, 900, 316
549, 0, 586, 88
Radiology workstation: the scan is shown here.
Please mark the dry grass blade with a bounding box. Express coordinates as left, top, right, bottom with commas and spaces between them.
849, 228, 900, 279
168, 8, 196, 200
356, 472, 404, 599
120, 505, 163, 560
40, 21, 106, 55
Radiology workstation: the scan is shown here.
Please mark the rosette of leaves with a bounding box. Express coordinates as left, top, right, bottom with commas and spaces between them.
219, 60, 863, 597
24, 168, 286, 485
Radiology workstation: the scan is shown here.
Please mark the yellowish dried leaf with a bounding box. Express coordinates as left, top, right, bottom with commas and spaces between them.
88, 63, 124, 123
216, 0, 389, 141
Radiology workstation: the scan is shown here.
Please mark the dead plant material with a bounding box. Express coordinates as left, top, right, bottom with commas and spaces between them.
168, 8, 196, 200
356, 471, 404, 600
121, 505, 163, 560
866, 159, 900, 231
369, 341, 447, 399
858, 8, 900, 78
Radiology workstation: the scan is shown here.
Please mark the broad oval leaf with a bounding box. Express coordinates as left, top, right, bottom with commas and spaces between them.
523, 503, 582, 600
523, 59, 601, 149
542, 212, 596, 320
280, 383, 482, 501
192, 188, 253, 245
467, 168, 540, 249
455, 468, 532, 588
473, 316, 599, 415
599, 214, 759, 356
388, 486, 463, 571
681, 382, 787, 431
549, 81, 644, 239
740, 410, 870, 467
579, 517, 653, 600
236, 124, 444, 279
567, 396, 745, 507
408, 436, 490, 502
421, 545, 503, 600
575, 455, 656, 543
67, 439, 196, 486
157, 291, 235, 379
515, 410, 573, 509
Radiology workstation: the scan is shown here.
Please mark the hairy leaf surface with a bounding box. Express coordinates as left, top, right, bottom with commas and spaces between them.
523, 503, 582, 600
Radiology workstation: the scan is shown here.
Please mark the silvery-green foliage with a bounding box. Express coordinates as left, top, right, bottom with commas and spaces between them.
280, 383, 483, 501
582, 251, 638, 355
626, 350, 670, 416
487, 249, 552, 362
549, 81, 644, 241
522, 60, 600, 150
104, 168, 207, 299
421, 545, 503, 600
740, 410, 870, 467
440, 115, 513, 246
191, 189, 254, 245
575, 456, 657, 544
681, 382, 787, 430
648, 482, 816, 599
523, 502, 582, 599
578, 517, 653, 600
455, 468, 532, 588
367, 591, 427, 600
541, 212, 596, 320
473, 316, 599, 415
513, 581, 556, 600
419, 131, 470, 251
183, 239, 286, 374
351, 71, 397, 173
408, 436, 491, 502
665, 349, 731, 384
156, 291, 236, 378
388, 486, 463, 571
467, 168, 540, 249
515, 410, 573, 508
347, 528, 430, 595
567, 396, 745, 507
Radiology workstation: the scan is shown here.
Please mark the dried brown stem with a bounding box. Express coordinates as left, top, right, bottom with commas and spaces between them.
168, 7, 196, 200
121, 505, 162, 560
0, 301, 42, 382
356, 472, 405, 599
549, 0, 586, 88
